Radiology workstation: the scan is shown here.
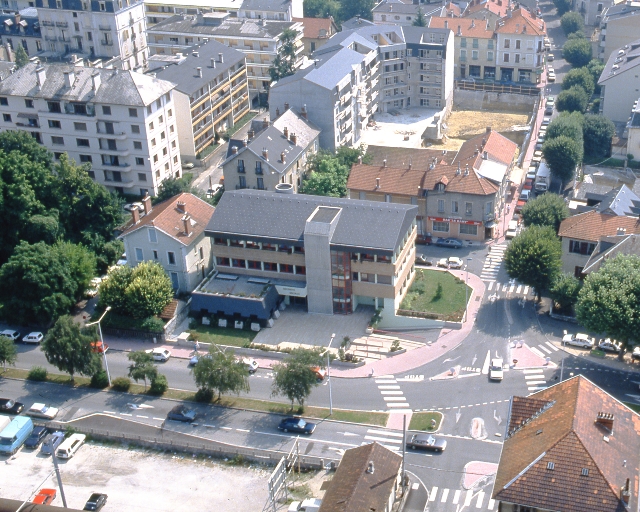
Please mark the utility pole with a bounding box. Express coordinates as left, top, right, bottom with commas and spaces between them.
402, 414, 407, 494
49, 437, 68, 508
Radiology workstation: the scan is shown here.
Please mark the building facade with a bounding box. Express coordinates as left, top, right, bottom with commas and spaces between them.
627, 97, 640, 158
372, 0, 446, 26
0, 62, 182, 196
144, 0, 239, 26
595, 1, 640, 63
293, 16, 338, 56
598, 38, 640, 123
237, 0, 302, 21
0, 8, 42, 58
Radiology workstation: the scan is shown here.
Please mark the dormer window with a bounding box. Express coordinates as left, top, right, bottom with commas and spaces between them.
435, 182, 445, 192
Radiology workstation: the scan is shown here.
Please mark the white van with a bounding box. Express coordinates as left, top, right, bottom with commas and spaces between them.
506, 220, 519, 239
56, 433, 86, 459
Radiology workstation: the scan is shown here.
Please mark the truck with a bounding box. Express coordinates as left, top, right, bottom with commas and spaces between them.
534, 161, 551, 193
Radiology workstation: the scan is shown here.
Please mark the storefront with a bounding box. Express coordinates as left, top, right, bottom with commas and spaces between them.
427, 216, 485, 241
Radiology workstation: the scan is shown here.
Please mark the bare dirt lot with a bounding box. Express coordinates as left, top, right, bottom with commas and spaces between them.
1, 442, 271, 511
439, 110, 530, 151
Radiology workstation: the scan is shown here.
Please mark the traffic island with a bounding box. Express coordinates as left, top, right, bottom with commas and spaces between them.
408, 411, 443, 432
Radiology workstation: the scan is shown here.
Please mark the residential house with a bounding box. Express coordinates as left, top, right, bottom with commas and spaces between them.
0, 62, 182, 196
221, 108, 320, 192
120, 193, 215, 292
598, 38, 640, 123
494, 7, 546, 83
293, 16, 338, 55
0, 8, 41, 58
582, 233, 640, 274
464, 0, 514, 30
35, 0, 148, 71
193, 189, 418, 319
318, 443, 403, 512
627, 97, 640, 159
492, 375, 640, 512
569, 165, 640, 214
147, 14, 304, 105
147, 40, 249, 163
144, 0, 239, 26
578, 0, 613, 26
372, 0, 446, 26
237, 0, 302, 21
594, 1, 640, 63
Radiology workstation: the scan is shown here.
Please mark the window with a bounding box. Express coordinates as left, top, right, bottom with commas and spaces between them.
138, 173, 147, 181
473, 38, 479, 48
131, 125, 140, 134
487, 51, 494, 61
438, 199, 445, 212
151, 138, 156, 147
148, 228, 157, 243
156, 99, 162, 109
76, 138, 90, 147
168, 109, 172, 117
452, 201, 459, 213
48, 101, 61, 112
472, 50, 479, 60
73, 104, 87, 115
263, 262, 277, 272
280, 264, 294, 274
503, 54, 510, 63
255, 161, 262, 174
159, 115, 164, 124
135, 248, 143, 261
153, 155, 158, 163
153, 250, 158, 260
48, 120, 61, 129
167, 252, 176, 265
51, 136, 64, 145
515, 40, 521, 50
162, 147, 167, 156
488, 39, 494, 50
465, 202, 473, 215
459, 224, 478, 235
256, 177, 264, 190
25, 99, 34, 108
461, 38, 467, 48
54, 152, 63, 160
0, 97, 7, 106
3, 114, 11, 122
432, 221, 449, 232
129, 108, 138, 118
134, 141, 142, 150
216, 257, 230, 266
515, 54, 520, 63
102, 105, 111, 115
149, 122, 154, 131
147, 106, 152, 115
79, 154, 92, 163
504, 39, 510, 49
136, 157, 144, 165
569, 240, 596, 255
238, 175, 246, 188
160, 131, 165, 140
247, 260, 261, 270
74, 122, 87, 131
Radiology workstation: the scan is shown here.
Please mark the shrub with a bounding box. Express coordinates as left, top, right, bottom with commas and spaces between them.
112, 376, 131, 391
390, 340, 402, 352
149, 373, 168, 395
433, 282, 443, 301
140, 316, 165, 332
28, 366, 48, 381
195, 387, 214, 402
90, 370, 110, 389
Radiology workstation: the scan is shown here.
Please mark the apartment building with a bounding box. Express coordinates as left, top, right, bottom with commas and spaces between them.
145, 0, 236, 26
594, 1, 640, 63
428, 17, 496, 80
293, 16, 338, 55
598, 38, 640, 123
147, 13, 304, 105
35, 0, 148, 71
627, 97, 640, 159
579, 0, 614, 26
464, 0, 514, 30
494, 7, 546, 83
148, 40, 249, 163
0, 62, 182, 196
0, 8, 41, 57
192, 189, 418, 319
221, 108, 320, 192
372, 0, 446, 26
237, 0, 302, 20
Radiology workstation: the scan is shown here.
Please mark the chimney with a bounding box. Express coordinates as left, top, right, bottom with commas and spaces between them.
231, 145, 238, 154
210, 57, 216, 68
383, 159, 387, 167
64, 70, 75, 88
284, 102, 289, 111
376, 177, 381, 189
621, 479, 631, 505
262, 148, 269, 160
596, 412, 614, 431
242, 138, 248, 147
36, 66, 46, 87
486, 126, 492, 134
182, 215, 192, 236
91, 71, 101, 91
464, 164, 469, 176
262, 117, 269, 129
483, 151, 488, 159
301, 104, 307, 119
457, 25, 462, 36
290, 133, 297, 145
176, 201, 187, 214
248, 129, 255, 140
196, 66, 202, 78
276, 107, 280, 117
218, 52, 224, 63
471, 19, 475, 28
142, 193, 152, 215
474, 146, 479, 156
281, 151, 286, 164
14, 13, 20, 25
367, 461, 375, 474
283, 126, 289, 138
358, 155, 362, 164
444, 20, 448, 29
131, 205, 140, 224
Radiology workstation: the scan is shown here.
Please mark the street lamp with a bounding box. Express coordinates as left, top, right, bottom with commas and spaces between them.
327, 333, 336, 415
465, 258, 472, 322
86, 306, 112, 386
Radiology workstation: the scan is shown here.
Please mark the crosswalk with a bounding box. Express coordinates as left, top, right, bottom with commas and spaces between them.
523, 368, 549, 391
529, 340, 560, 358
375, 375, 411, 411
481, 244, 507, 281
362, 427, 404, 452
486, 281, 533, 297
428, 487, 496, 510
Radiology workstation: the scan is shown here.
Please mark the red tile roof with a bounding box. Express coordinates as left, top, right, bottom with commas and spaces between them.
365, 145, 456, 168
120, 192, 215, 246
428, 16, 494, 37
293, 17, 337, 39
558, 211, 640, 242
495, 7, 546, 36
444, 2, 463, 16
453, 128, 518, 169
466, 0, 514, 16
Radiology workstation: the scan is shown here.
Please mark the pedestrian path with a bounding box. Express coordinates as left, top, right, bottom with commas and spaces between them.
485, 280, 533, 298
374, 375, 411, 411
522, 368, 549, 391
362, 427, 404, 452
480, 244, 507, 281
428, 487, 496, 510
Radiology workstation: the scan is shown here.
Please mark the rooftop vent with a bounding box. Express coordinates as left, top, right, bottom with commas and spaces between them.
547, 462, 555, 470
596, 411, 614, 432
581, 468, 589, 476
536, 429, 543, 435
367, 461, 375, 474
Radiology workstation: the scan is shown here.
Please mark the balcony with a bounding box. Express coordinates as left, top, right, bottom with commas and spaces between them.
44, 35, 57, 41
99, 25, 111, 31
41, 20, 54, 26
64, 103, 95, 117
97, 128, 128, 140
55, 21, 68, 27
101, 41, 114, 46
101, 162, 132, 170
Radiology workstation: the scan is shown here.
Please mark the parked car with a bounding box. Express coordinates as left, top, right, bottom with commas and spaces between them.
310, 366, 327, 382
416, 254, 433, 266
632, 346, 640, 361
489, 358, 504, 381
24, 426, 50, 449
278, 417, 316, 435
537, 132, 545, 143
520, 189, 531, 202
531, 151, 543, 165
544, 105, 554, 116
562, 333, 594, 349
242, 357, 259, 373
26, 402, 59, 420
547, 53, 555, 62
32, 489, 56, 505
416, 234, 432, 245
523, 179, 534, 190
435, 237, 463, 249
0, 398, 24, 415
0, 330, 20, 341
541, 117, 551, 126
167, 405, 197, 423
207, 184, 223, 198
123, 202, 143, 212
146, 348, 171, 362
546, 96, 555, 107
526, 169, 537, 181
188, 353, 208, 366
91, 341, 109, 354
447, 257, 463, 269
287, 498, 322, 512
407, 433, 447, 452
534, 143, 543, 151
56, 433, 86, 459
547, 71, 556, 82
515, 200, 526, 214
598, 338, 623, 353
22, 332, 43, 344
41, 431, 65, 455
83, 493, 108, 511
436, 258, 449, 268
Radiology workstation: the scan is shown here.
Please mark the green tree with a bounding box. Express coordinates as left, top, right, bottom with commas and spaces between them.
301, 153, 349, 197
546, 112, 584, 144
542, 135, 582, 185
562, 37, 592, 67
413, 7, 426, 26
504, 225, 562, 300
24, 213, 60, 245
560, 12, 584, 36
521, 193, 569, 231
0, 131, 53, 170
191, 347, 250, 400
582, 114, 615, 158
269, 29, 300, 83
271, 359, 319, 408
576, 255, 640, 347
587, 59, 605, 94
561, 67, 595, 98
303, 0, 341, 21
127, 350, 157, 390
14, 45, 29, 68
0, 335, 17, 371
41, 315, 99, 382
340, 0, 375, 20
94, 239, 125, 276
98, 265, 133, 314
556, 86, 589, 113
549, 273, 582, 313
56, 242, 97, 302
552, 0, 572, 15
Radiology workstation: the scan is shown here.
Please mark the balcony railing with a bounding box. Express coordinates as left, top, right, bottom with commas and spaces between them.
55, 21, 68, 27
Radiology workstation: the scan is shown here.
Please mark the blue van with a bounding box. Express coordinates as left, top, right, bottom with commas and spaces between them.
0, 416, 34, 455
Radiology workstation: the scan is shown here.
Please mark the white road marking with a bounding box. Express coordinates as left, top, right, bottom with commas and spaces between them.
136, 415, 148, 418
487, 281, 494, 291
481, 350, 491, 375
120, 413, 132, 417
412, 483, 419, 490
526, 380, 547, 385
525, 374, 545, 379
538, 344, 552, 354
476, 491, 485, 508
464, 490, 473, 506
530, 347, 545, 358
377, 385, 401, 389
488, 498, 496, 510
545, 342, 559, 351
523, 286, 530, 294
386, 403, 411, 408
452, 490, 461, 504
384, 396, 408, 401
364, 435, 402, 444
523, 369, 544, 374
381, 391, 404, 395
375, 379, 397, 384
516, 284, 522, 293
509, 284, 515, 293
528, 386, 547, 391
221, 426, 232, 430
441, 488, 450, 502
429, 487, 438, 502
236, 428, 250, 433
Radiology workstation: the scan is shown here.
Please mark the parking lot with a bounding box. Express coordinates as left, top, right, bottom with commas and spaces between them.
1, 440, 271, 511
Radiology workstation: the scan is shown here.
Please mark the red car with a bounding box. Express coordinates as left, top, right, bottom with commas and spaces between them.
33, 488, 56, 505
91, 341, 109, 353
523, 179, 534, 190
515, 200, 526, 214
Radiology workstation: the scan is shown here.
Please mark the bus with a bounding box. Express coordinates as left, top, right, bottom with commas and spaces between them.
0, 416, 34, 455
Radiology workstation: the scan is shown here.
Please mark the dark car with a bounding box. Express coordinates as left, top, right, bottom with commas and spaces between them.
407, 433, 447, 452
435, 237, 464, 249
83, 493, 108, 511
0, 398, 24, 415
25, 426, 50, 449
415, 254, 433, 266
167, 405, 197, 423
278, 417, 316, 435
40, 431, 65, 455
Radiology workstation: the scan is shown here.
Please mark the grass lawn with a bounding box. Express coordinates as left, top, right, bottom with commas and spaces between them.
188, 324, 257, 347
409, 411, 443, 431
400, 269, 471, 321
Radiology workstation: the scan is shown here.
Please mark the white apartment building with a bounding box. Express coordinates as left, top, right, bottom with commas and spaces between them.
0, 8, 42, 58
0, 62, 182, 196
598, 38, 640, 123
595, 1, 640, 63
237, 0, 302, 20
35, 0, 148, 71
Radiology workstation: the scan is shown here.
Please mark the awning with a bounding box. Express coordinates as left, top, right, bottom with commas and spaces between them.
485, 221, 498, 228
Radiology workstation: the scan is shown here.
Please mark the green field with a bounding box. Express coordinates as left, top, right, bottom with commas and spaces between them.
400, 269, 471, 321
188, 324, 257, 347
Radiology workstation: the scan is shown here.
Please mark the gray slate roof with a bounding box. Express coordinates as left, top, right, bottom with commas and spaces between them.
240, 0, 290, 11
206, 190, 418, 252
341, 16, 375, 30
0, 61, 16, 81
595, 184, 640, 217
583, 234, 640, 274
272, 108, 321, 149
0, 62, 175, 105
598, 38, 640, 84
149, 14, 297, 39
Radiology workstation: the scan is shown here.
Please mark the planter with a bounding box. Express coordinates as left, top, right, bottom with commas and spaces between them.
387, 348, 407, 357
365, 327, 374, 335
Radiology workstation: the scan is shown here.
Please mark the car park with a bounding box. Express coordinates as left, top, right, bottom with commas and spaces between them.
447, 257, 463, 269
489, 358, 504, 381
146, 348, 171, 362
0, 330, 20, 341
33, 489, 56, 505
562, 333, 594, 348
83, 493, 108, 511
167, 405, 197, 423
278, 417, 316, 435
26, 403, 59, 420
598, 338, 623, 353
24, 426, 50, 449
40, 431, 65, 455
435, 237, 464, 249
407, 433, 447, 452
22, 332, 43, 344
0, 398, 24, 415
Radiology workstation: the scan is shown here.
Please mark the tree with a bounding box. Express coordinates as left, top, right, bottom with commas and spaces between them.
340, 0, 375, 20
191, 347, 250, 400
155, 175, 201, 204
0, 335, 17, 371
269, 29, 300, 83
14, 45, 29, 68
582, 114, 615, 158
56, 242, 97, 302
562, 37, 592, 67
41, 315, 99, 382
127, 350, 157, 390
413, 7, 426, 26
304, 0, 341, 21
576, 255, 640, 347
587, 59, 605, 94
552, 0, 572, 15
561, 67, 595, 98
542, 135, 582, 185
560, 12, 584, 36
504, 225, 562, 300
97, 265, 133, 314
549, 273, 582, 313
24, 213, 60, 245
521, 193, 569, 231
271, 349, 325, 407
546, 112, 584, 144
556, 86, 589, 113
300, 145, 367, 197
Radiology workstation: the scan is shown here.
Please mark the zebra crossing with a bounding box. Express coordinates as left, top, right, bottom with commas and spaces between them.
428, 487, 496, 510
529, 340, 560, 358
486, 280, 533, 297
362, 427, 404, 452
375, 375, 411, 411
480, 244, 507, 281
523, 368, 549, 391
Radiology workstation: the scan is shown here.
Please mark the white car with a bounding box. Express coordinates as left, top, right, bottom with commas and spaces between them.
598, 338, 623, 353
489, 358, 504, 381
0, 330, 20, 341
436, 258, 449, 268
241, 357, 259, 373
22, 332, 44, 344
447, 257, 463, 269
562, 333, 594, 349
26, 403, 59, 420
146, 348, 171, 362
